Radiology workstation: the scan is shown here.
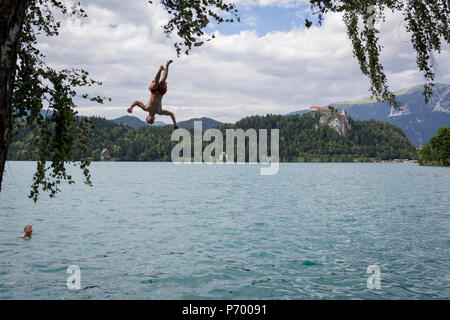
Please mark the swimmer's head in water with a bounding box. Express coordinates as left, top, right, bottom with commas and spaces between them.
24, 225, 32, 236
146, 114, 155, 124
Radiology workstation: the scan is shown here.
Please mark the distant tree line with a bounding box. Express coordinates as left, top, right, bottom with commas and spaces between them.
419, 126, 450, 166
8, 113, 418, 163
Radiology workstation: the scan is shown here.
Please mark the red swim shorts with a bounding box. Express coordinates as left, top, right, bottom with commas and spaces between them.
149, 80, 167, 95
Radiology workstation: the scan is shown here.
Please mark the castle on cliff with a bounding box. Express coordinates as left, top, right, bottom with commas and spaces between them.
309, 105, 347, 117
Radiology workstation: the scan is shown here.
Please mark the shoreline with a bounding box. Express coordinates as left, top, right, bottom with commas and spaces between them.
5, 159, 423, 164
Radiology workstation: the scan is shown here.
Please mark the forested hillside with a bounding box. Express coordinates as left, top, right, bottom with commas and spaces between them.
8, 113, 417, 162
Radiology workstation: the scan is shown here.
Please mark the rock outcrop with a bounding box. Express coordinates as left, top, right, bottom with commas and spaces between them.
312, 108, 351, 136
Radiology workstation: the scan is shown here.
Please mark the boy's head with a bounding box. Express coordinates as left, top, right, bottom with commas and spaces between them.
24, 225, 32, 235
146, 114, 155, 124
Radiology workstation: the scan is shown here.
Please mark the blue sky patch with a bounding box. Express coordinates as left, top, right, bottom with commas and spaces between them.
209, 4, 310, 36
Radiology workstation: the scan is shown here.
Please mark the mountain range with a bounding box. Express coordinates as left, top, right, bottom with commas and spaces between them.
287, 83, 450, 146
111, 115, 223, 131
112, 115, 167, 128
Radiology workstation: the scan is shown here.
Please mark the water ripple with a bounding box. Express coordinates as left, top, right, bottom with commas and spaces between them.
0, 162, 449, 299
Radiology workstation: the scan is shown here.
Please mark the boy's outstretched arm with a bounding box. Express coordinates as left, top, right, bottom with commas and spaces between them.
127, 100, 147, 113
160, 109, 178, 129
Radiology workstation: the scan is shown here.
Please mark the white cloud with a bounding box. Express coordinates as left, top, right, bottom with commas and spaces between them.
236, 0, 309, 9
243, 14, 260, 27
38, 1, 450, 124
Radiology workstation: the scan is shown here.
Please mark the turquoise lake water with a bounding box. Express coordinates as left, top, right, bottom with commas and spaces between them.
0, 161, 449, 299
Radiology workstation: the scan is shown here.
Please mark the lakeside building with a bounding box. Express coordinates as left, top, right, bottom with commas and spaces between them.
101, 148, 111, 161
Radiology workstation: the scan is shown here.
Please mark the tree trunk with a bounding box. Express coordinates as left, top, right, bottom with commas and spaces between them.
0, 0, 27, 192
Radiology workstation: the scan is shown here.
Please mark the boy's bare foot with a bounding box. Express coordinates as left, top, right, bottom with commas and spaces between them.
173, 124, 179, 130
166, 60, 173, 65
127, 107, 133, 113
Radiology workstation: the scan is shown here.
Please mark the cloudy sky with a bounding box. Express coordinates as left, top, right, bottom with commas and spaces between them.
39, 0, 450, 123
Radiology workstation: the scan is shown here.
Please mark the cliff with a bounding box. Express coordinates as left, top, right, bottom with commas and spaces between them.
311, 108, 351, 136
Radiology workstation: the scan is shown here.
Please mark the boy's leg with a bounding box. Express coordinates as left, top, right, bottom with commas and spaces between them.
127, 100, 147, 113
153, 65, 165, 87
161, 60, 173, 83
159, 109, 178, 129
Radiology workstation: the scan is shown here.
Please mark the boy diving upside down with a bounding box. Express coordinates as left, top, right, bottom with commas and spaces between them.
127, 60, 178, 129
